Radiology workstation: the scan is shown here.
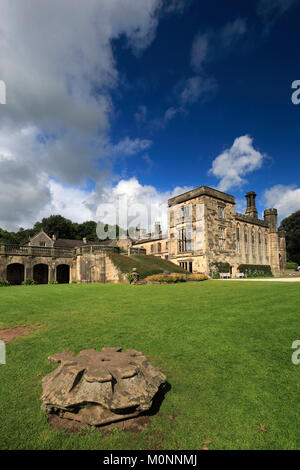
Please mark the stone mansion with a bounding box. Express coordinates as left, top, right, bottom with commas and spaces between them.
133, 186, 286, 277
0, 185, 286, 284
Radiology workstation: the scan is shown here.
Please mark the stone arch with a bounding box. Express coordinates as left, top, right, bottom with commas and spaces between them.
33, 263, 49, 284
7, 263, 25, 285
56, 264, 70, 284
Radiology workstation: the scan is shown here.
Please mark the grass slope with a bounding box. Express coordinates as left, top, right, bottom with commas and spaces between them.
109, 253, 187, 279
0, 281, 300, 450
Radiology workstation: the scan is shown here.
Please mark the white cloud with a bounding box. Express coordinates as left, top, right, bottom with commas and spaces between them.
209, 135, 265, 191
93, 178, 191, 236
0, 0, 175, 230
112, 137, 153, 156
180, 76, 217, 106
263, 185, 300, 219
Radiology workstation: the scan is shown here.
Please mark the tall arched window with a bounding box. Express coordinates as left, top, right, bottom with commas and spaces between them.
251, 228, 255, 257
157, 242, 161, 253
244, 226, 248, 254
236, 225, 240, 253
258, 230, 262, 258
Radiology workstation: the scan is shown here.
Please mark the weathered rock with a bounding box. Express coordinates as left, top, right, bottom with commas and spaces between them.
41, 347, 166, 426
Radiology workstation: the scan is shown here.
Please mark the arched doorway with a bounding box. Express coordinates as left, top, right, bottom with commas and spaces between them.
33, 264, 49, 284
56, 264, 70, 284
7, 263, 25, 285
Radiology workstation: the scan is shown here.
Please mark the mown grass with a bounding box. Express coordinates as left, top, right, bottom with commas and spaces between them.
108, 253, 187, 279
0, 281, 300, 450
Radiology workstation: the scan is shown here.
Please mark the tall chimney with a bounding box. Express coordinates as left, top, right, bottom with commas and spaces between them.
82, 237, 87, 244
245, 191, 258, 219
52, 234, 56, 241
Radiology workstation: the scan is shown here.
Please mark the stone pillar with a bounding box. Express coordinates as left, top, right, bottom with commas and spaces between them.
25, 258, 33, 281
0, 256, 6, 281
49, 260, 56, 282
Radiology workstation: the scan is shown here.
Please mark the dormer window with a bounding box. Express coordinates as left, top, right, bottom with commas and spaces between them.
39, 242, 46, 247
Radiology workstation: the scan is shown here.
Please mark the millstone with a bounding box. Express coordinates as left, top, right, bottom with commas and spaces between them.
41, 347, 166, 426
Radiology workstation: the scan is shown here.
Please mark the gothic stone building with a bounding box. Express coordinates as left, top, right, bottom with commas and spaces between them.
0, 185, 286, 284
133, 186, 286, 277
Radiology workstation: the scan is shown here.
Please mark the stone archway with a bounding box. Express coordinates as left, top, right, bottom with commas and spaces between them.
7, 263, 25, 285
56, 264, 70, 284
33, 264, 49, 284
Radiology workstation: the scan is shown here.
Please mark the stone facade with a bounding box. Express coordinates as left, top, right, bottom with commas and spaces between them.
0, 186, 286, 283
0, 241, 123, 285
134, 186, 286, 277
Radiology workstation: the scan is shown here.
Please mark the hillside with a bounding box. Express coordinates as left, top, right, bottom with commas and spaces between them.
108, 253, 187, 279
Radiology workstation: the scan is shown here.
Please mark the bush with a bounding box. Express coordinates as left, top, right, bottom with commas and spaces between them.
238, 264, 273, 277
145, 273, 188, 283
209, 262, 231, 278
49, 280, 58, 284
286, 261, 298, 270
21, 279, 36, 286
188, 274, 208, 282
0, 280, 10, 287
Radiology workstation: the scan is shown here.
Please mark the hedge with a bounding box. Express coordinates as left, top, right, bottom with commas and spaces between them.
237, 264, 273, 277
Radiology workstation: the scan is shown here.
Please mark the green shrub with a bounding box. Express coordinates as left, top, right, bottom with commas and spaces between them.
0, 280, 10, 287
238, 264, 273, 277
127, 274, 133, 284
209, 262, 231, 278
21, 279, 36, 286
286, 261, 298, 270
49, 280, 58, 285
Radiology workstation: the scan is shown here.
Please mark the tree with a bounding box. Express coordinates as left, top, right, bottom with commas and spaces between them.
280, 210, 300, 264
33, 215, 75, 240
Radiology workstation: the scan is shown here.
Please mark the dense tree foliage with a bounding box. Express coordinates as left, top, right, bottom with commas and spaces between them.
0, 215, 121, 245
280, 210, 300, 265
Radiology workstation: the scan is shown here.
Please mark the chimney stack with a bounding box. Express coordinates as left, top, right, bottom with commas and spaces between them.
52, 234, 56, 241
245, 191, 258, 219
82, 237, 87, 244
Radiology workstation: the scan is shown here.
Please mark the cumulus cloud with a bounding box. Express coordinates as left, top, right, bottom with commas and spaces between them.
209, 135, 265, 191
38, 177, 191, 237
0, 0, 172, 230
263, 185, 300, 219
94, 177, 192, 237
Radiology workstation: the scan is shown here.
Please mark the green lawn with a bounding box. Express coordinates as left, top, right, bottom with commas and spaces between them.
0, 281, 300, 450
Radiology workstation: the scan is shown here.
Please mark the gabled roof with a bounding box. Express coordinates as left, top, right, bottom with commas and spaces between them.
24, 229, 53, 246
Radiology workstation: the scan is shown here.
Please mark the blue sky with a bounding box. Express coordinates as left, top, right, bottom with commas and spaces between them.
0, 0, 299, 230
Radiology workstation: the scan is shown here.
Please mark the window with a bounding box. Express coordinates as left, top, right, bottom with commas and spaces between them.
178, 228, 192, 252
150, 244, 154, 253
166, 242, 168, 250
218, 206, 225, 219
258, 231, 262, 257
218, 227, 226, 251
251, 228, 255, 256
244, 226, 248, 254
236, 225, 240, 253
39, 241, 46, 247
157, 242, 161, 253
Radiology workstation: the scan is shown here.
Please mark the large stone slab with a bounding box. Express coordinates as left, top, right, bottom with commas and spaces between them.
41, 347, 166, 426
